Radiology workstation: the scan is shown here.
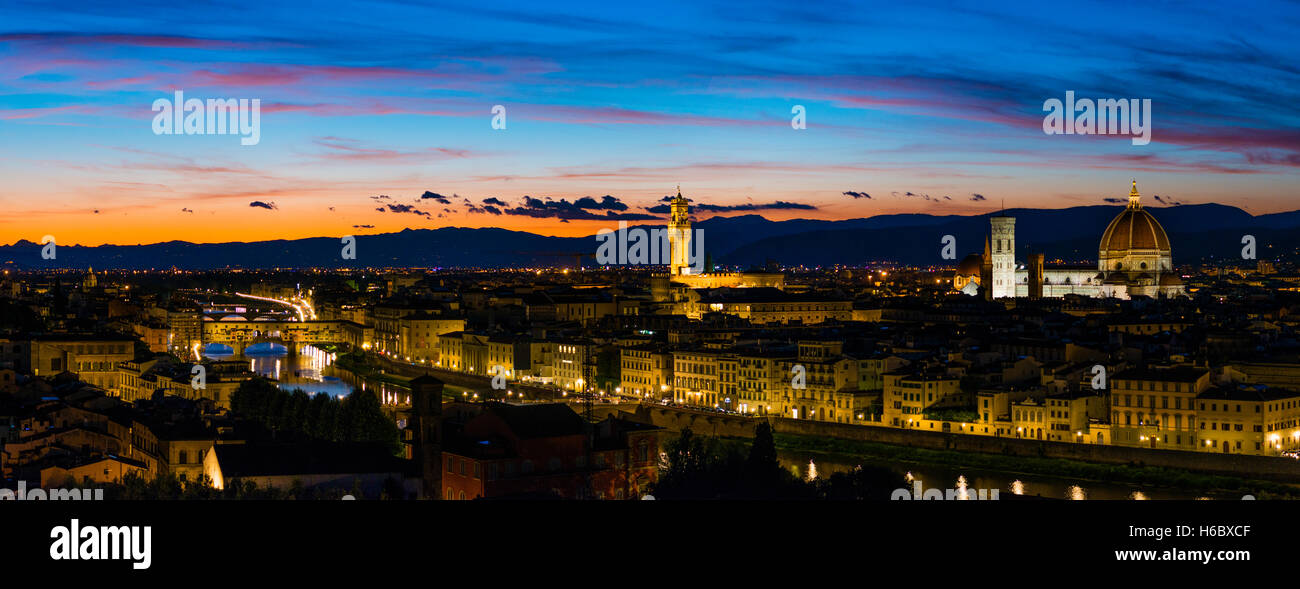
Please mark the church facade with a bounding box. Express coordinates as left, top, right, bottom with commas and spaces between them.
956, 181, 1186, 300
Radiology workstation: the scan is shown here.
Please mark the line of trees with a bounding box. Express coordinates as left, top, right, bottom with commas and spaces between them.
230, 377, 401, 454
651, 422, 906, 500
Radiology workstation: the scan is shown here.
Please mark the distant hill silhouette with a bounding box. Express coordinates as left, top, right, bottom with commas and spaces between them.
2, 203, 1294, 270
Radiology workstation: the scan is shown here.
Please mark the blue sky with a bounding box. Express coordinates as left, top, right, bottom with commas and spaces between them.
1, 0, 1297, 244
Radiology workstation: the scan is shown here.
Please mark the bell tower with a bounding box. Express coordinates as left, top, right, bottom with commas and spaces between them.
668, 185, 692, 275
990, 215, 1016, 299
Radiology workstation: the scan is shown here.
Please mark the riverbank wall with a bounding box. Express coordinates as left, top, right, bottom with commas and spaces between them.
615, 404, 1300, 484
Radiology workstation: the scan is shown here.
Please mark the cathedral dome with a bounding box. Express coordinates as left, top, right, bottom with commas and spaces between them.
1099, 181, 1170, 254
955, 253, 983, 276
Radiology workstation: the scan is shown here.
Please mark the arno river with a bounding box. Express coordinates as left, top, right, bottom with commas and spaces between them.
201, 343, 478, 404
205, 343, 1253, 500
776, 449, 1244, 500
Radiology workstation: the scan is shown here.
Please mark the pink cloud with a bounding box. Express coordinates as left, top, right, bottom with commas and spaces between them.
0, 105, 97, 119
309, 137, 474, 163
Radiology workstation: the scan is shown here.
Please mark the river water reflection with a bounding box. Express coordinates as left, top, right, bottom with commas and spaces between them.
777, 449, 1243, 500
201, 343, 475, 403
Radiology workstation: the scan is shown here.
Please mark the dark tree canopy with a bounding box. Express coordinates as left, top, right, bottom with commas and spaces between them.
230, 377, 401, 454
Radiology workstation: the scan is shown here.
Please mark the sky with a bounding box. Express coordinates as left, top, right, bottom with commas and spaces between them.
1, 0, 1298, 245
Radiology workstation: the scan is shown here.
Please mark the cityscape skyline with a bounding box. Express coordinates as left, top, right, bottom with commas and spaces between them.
5, 1, 1294, 577
2, 1, 1299, 245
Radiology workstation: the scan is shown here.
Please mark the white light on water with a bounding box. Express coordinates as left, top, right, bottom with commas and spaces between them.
956, 475, 970, 500
806, 460, 818, 482
1010, 480, 1025, 495
1130, 491, 1148, 501
1068, 485, 1087, 501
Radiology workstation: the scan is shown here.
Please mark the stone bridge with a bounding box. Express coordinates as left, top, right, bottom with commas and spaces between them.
202, 320, 344, 355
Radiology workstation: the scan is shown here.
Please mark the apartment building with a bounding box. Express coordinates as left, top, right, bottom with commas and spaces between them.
1196, 385, 1300, 456
1109, 366, 1210, 451
618, 345, 672, 402
883, 371, 962, 428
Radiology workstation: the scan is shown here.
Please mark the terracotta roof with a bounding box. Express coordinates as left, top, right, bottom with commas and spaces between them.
1100, 207, 1171, 252
955, 253, 983, 276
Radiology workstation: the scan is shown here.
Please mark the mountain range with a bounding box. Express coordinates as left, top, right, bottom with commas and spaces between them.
3, 203, 1296, 270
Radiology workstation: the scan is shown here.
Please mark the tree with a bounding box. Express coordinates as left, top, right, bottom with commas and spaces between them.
653, 427, 812, 499
341, 389, 401, 454
232, 377, 279, 423
746, 422, 780, 475
818, 465, 907, 500
318, 397, 340, 441
742, 421, 788, 496
231, 379, 400, 453
283, 389, 311, 434
266, 389, 288, 434
304, 392, 332, 438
